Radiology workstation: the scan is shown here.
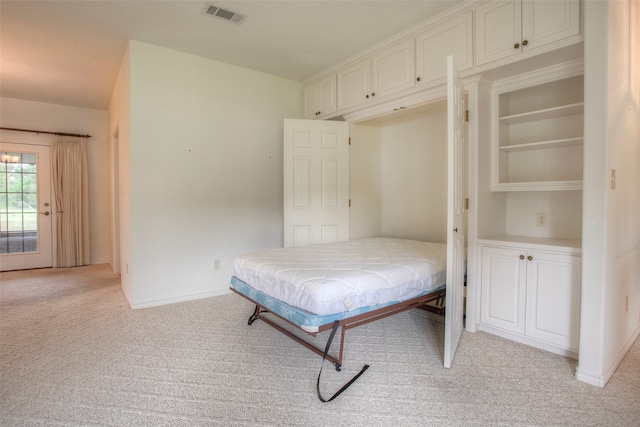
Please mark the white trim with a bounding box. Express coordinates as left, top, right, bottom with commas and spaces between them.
576, 324, 640, 387
478, 324, 579, 359
131, 288, 231, 309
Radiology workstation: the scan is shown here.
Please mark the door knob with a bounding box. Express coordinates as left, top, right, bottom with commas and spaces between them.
39, 211, 50, 216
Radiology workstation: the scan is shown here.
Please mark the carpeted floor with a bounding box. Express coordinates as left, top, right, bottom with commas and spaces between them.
1, 264, 639, 426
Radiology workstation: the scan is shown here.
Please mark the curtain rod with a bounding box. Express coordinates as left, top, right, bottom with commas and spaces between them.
0, 127, 91, 139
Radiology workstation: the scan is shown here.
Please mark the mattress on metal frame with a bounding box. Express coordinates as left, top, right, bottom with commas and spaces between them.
230, 275, 446, 333
232, 237, 447, 317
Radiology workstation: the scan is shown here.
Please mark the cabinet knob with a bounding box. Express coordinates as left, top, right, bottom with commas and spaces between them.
371, 92, 376, 97
519, 255, 525, 260
514, 43, 520, 49
522, 40, 528, 46
366, 94, 369, 98
528, 255, 533, 261
417, 77, 421, 82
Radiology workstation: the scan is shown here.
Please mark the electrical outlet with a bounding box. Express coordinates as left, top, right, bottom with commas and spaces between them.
214, 259, 221, 271
536, 212, 547, 227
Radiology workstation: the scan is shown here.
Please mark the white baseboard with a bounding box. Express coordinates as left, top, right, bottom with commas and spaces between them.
131, 288, 232, 309
576, 324, 640, 387
478, 324, 578, 359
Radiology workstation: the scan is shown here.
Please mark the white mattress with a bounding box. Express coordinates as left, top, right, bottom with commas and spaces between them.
233, 237, 447, 315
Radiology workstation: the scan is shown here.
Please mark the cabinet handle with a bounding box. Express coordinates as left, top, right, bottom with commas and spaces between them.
514, 43, 520, 49
522, 40, 528, 46
519, 255, 525, 260
528, 255, 533, 261
416, 77, 421, 82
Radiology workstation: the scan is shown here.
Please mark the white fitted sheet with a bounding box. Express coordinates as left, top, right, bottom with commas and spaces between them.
233, 237, 446, 316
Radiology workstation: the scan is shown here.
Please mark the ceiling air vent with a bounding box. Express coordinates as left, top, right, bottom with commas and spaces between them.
203, 4, 246, 24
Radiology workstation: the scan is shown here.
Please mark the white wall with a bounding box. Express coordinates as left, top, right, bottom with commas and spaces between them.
111, 41, 302, 308
0, 97, 110, 265
108, 44, 133, 302
349, 123, 381, 239
380, 101, 448, 243
578, 0, 640, 387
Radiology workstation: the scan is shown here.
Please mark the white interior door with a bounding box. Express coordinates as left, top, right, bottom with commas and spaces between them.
444, 56, 466, 368
1, 142, 53, 271
283, 119, 350, 247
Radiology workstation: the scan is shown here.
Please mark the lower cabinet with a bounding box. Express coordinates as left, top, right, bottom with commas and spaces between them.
479, 240, 581, 357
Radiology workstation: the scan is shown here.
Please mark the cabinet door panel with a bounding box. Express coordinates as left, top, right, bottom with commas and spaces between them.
371, 38, 415, 98
522, 0, 580, 51
319, 77, 337, 116
475, 0, 521, 66
416, 11, 473, 84
480, 246, 526, 333
337, 59, 371, 110
304, 84, 319, 119
525, 251, 581, 350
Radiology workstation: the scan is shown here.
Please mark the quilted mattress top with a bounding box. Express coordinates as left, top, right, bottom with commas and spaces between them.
233, 237, 447, 315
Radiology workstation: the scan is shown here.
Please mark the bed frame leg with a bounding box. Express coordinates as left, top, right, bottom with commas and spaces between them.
248, 305, 261, 325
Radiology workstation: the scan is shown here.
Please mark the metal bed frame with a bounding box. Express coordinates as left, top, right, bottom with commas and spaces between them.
231, 286, 446, 371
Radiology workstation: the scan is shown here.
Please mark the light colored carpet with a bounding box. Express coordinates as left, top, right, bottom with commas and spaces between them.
1, 264, 639, 426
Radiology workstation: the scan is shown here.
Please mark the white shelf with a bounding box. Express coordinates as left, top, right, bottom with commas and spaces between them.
491, 180, 583, 192
479, 235, 582, 252
499, 137, 583, 152
500, 102, 584, 125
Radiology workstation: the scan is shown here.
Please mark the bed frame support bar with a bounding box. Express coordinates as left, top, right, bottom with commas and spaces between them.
235, 287, 446, 371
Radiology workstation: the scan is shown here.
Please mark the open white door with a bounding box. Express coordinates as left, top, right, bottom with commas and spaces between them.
283, 119, 350, 247
444, 56, 466, 368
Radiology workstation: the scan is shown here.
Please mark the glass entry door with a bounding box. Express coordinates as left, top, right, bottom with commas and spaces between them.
0, 143, 53, 271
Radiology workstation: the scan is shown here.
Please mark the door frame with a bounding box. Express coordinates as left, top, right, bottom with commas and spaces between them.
0, 131, 56, 270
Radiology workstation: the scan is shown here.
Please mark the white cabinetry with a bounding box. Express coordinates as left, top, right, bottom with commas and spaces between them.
415, 11, 473, 85
304, 75, 337, 119
492, 72, 584, 191
475, 0, 580, 66
479, 239, 581, 356
337, 38, 415, 111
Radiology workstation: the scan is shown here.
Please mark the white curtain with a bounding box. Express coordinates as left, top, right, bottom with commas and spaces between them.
52, 136, 91, 267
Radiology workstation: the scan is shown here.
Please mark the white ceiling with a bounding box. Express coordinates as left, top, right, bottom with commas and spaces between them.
0, 0, 463, 110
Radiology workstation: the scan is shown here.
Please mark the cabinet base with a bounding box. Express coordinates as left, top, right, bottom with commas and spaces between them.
478, 324, 578, 359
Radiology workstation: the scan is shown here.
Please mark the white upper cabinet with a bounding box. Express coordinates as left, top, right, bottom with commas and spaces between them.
475, 0, 580, 66
337, 38, 415, 111
304, 74, 337, 119
415, 11, 473, 85
336, 58, 371, 110
371, 38, 415, 98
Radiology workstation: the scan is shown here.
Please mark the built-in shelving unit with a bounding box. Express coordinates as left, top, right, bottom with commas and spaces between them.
493, 74, 584, 192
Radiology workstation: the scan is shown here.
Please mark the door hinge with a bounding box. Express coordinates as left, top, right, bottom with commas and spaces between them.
465, 110, 469, 122
465, 198, 469, 209
349, 199, 351, 207
349, 137, 351, 146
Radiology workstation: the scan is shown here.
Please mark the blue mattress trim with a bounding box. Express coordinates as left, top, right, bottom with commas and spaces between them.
230, 276, 445, 333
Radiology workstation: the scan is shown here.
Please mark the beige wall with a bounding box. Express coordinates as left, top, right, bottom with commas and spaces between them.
0, 97, 110, 265
111, 41, 302, 308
